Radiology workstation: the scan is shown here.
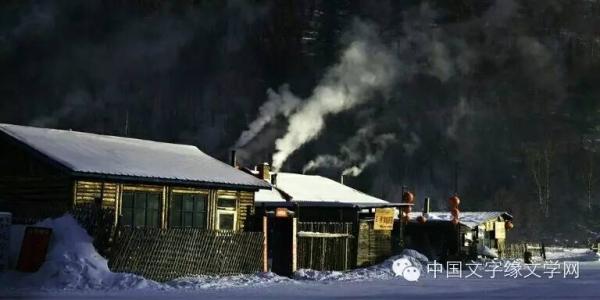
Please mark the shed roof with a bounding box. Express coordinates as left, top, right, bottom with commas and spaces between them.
408, 211, 513, 228
255, 172, 403, 208
0, 123, 270, 190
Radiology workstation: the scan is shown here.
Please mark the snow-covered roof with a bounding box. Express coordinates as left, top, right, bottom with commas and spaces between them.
255, 172, 396, 207
0, 124, 270, 190
408, 211, 513, 228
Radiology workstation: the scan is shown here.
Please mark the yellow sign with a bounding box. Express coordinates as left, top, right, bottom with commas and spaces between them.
374, 208, 395, 231
494, 221, 506, 239
275, 207, 289, 218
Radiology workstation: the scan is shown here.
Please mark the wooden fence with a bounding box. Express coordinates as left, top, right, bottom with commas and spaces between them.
356, 220, 393, 267
503, 242, 546, 260
296, 222, 354, 271
71, 203, 116, 256
109, 227, 264, 281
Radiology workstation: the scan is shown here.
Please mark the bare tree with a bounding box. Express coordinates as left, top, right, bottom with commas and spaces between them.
583, 151, 598, 211
526, 142, 554, 218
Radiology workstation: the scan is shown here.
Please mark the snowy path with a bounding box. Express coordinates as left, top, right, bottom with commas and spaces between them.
3, 262, 599, 300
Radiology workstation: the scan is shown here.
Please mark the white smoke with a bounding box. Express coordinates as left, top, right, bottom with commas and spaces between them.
302, 124, 396, 177
302, 155, 345, 174
233, 84, 301, 148
271, 21, 399, 170
340, 132, 396, 177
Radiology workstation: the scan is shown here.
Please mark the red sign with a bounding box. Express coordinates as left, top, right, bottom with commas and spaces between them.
16, 227, 52, 272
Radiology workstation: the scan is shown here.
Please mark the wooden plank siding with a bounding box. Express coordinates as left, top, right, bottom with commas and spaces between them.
239, 191, 255, 231
74, 181, 119, 208
356, 220, 392, 267
0, 137, 73, 222
0, 176, 73, 222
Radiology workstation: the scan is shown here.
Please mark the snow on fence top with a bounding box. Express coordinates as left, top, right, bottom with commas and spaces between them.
408, 211, 513, 228
255, 172, 390, 207
0, 123, 270, 190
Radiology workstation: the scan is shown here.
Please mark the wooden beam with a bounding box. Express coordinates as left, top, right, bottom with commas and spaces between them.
263, 216, 268, 272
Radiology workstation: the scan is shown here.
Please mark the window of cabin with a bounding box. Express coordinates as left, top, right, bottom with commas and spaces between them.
121, 191, 161, 227
216, 196, 237, 231
170, 193, 208, 229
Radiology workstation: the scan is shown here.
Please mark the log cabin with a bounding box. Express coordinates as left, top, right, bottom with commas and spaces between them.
0, 124, 270, 231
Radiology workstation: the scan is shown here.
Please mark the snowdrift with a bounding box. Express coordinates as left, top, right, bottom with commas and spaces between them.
294, 248, 429, 282
545, 247, 600, 262
0, 215, 162, 291
0, 214, 291, 291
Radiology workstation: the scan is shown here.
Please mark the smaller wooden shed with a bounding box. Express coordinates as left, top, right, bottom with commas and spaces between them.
252, 170, 411, 272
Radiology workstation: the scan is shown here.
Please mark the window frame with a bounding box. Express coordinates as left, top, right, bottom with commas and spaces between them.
120, 190, 162, 228
169, 192, 208, 229
216, 195, 238, 231
216, 209, 237, 231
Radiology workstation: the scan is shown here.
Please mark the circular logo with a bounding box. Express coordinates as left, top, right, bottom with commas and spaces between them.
402, 266, 421, 282
392, 258, 412, 277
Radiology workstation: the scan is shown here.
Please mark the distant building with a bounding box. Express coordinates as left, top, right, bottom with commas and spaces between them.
0, 123, 270, 231
406, 211, 514, 261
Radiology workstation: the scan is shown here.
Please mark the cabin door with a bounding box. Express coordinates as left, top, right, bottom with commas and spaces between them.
267, 216, 296, 276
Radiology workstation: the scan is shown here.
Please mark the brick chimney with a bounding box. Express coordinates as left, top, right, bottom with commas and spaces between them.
257, 162, 271, 182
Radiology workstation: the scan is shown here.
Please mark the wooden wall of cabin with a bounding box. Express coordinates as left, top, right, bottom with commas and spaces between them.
0, 136, 73, 222
72, 180, 255, 232
74, 181, 120, 208
238, 191, 255, 231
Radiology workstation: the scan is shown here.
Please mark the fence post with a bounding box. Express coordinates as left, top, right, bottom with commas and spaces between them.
309, 223, 314, 268
344, 223, 349, 270
292, 217, 297, 273
263, 216, 268, 273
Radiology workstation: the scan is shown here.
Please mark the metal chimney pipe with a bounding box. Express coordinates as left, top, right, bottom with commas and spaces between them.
230, 150, 237, 167
271, 173, 278, 186
423, 197, 430, 215
340, 174, 345, 185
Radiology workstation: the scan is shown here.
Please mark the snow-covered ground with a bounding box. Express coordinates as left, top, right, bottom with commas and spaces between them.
1, 215, 599, 300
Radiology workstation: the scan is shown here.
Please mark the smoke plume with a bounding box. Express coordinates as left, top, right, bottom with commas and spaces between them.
302, 123, 396, 177
270, 21, 398, 170
234, 84, 301, 148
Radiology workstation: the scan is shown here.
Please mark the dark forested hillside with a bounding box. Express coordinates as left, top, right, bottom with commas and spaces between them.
1, 0, 600, 240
